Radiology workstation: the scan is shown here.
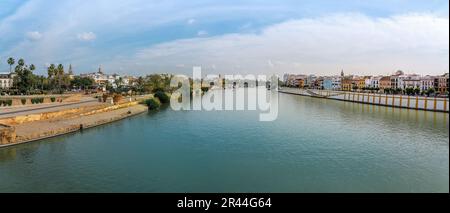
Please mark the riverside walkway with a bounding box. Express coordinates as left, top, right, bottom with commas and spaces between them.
0, 97, 100, 119
280, 88, 449, 113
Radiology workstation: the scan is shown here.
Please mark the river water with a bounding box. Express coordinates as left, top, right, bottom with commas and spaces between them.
0, 89, 448, 192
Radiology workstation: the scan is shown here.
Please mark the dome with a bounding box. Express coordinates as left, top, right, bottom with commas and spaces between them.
395, 70, 404, 76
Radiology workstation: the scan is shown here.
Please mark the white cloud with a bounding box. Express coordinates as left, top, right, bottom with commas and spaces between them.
197, 30, 208, 36
26, 31, 43, 41
77, 32, 96, 41
127, 13, 449, 76
187, 18, 196, 25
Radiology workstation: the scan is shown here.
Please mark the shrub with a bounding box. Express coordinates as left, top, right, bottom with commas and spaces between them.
31, 98, 44, 104
154, 91, 170, 104
145, 98, 161, 110
50, 97, 56, 102
5, 100, 12, 106
113, 94, 123, 104
102, 94, 109, 103
21, 98, 27, 105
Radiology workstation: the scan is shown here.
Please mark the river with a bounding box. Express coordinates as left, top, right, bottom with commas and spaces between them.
0, 89, 448, 192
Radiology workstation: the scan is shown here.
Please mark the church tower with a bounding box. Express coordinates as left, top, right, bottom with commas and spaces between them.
68, 64, 73, 75
98, 65, 103, 74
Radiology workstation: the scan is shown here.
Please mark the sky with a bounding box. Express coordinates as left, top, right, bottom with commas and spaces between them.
0, 0, 448, 76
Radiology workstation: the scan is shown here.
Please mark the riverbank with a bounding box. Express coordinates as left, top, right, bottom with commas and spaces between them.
0, 104, 148, 148
279, 88, 449, 113
0, 98, 150, 148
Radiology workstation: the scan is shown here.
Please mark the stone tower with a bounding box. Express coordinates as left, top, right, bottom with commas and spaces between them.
98, 65, 103, 74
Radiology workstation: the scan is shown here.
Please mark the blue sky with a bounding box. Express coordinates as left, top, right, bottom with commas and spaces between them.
0, 0, 448, 76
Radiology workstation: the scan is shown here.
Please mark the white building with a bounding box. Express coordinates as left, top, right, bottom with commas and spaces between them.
331, 76, 341, 90
80, 66, 132, 89
0, 73, 14, 89
367, 76, 382, 89
402, 74, 421, 89
306, 75, 317, 87
420, 75, 436, 91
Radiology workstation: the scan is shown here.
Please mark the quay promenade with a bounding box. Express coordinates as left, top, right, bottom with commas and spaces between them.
280, 88, 449, 113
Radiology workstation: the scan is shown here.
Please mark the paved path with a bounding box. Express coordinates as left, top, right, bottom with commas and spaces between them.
0, 98, 102, 119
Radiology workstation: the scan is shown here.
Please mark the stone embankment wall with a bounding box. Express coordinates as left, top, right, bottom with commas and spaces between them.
0, 125, 16, 145
0, 101, 140, 126
0, 101, 144, 146
0, 105, 103, 126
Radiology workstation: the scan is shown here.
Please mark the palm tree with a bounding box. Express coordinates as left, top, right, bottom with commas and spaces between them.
7, 58, 15, 73
57, 64, 64, 76
57, 64, 64, 90
28, 64, 36, 89
47, 64, 56, 78
17, 58, 25, 66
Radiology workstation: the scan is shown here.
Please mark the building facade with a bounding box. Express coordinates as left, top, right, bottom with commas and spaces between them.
0, 73, 14, 89
368, 76, 381, 89
323, 78, 333, 90
402, 75, 421, 89
420, 76, 436, 92
341, 77, 353, 91
379, 76, 391, 93
437, 73, 449, 94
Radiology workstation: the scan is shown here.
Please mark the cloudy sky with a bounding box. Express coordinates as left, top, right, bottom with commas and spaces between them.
0, 0, 448, 76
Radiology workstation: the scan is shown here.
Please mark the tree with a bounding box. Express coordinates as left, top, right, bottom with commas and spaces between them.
135, 76, 145, 93
71, 76, 95, 90
56, 64, 64, 90
47, 64, 56, 78
7, 58, 15, 73
425, 87, 436, 97
405, 87, 414, 96
414, 87, 421, 96
17, 58, 25, 66
47, 64, 57, 90
57, 64, 64, 76
154, 91, 170, 104
114, 77, 124, 89
13, 59, 35, 94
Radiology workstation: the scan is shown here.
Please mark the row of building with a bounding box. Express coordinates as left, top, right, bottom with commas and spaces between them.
283, 70, 449, 94
0, 66, 137, 90
79, 66, 137, 90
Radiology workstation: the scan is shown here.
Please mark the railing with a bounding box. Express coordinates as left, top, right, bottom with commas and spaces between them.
280, 88, 449, 112
336, 92, 448, 112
